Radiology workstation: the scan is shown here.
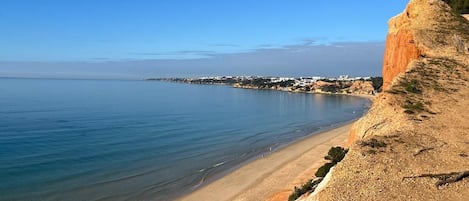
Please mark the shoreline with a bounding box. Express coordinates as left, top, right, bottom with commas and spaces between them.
233, 84, 377, 100
150, 80, 377, 100
177, 122, 354, 201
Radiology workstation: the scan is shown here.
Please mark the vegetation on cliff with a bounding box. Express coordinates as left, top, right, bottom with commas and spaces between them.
314, 147, 349, 178
307, 0, 469, 200
443, 0, 469, 13
288, 146, 348, 201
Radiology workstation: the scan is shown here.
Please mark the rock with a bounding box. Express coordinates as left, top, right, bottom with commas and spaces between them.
382, 0, 430, 90
382, 29, 422, 90
348, 81, 375, 95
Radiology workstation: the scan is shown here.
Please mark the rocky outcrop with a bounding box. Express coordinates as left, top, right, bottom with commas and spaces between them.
304, 0, 469, 200
308, 80, 375, 95
347, 80, 375, 95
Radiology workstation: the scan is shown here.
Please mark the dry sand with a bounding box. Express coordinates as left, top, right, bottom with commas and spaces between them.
177, 123, 352, 201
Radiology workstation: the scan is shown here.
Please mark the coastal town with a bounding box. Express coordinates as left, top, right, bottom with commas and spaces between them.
147, 75, 383, 95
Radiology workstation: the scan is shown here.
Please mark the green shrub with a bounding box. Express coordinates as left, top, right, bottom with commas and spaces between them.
315, 146, 349, 177
288, 188, 301, 201
370, 77, 383, 92
288, 178, 325, 201
442, 0, 469, 14
403, 79, 421, 94
324, 146, 349, 163
315, 162, 335, 177
288, 146, 349, 201
403, 101, 424, 112
404, 109, 415, 114
288, 179, 315, 201
432, 82, 445, 91
385, 89, 406, 94
360, 138, 387, 148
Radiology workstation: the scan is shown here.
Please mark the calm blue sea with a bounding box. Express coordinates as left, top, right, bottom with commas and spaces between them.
0, 78, 369, 201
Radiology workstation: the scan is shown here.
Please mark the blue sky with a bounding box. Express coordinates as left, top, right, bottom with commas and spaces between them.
0, 0, 409, 78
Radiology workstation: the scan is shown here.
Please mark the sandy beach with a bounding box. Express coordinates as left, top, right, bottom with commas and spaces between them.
178, 122, 353, 201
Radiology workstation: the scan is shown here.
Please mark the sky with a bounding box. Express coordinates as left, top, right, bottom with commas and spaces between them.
0, 0, 409, 79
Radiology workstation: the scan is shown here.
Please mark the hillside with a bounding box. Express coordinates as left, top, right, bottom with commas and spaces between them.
303, 0, 469, 200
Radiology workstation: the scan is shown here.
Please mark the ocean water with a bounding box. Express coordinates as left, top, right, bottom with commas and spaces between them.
0, 78, 369, 201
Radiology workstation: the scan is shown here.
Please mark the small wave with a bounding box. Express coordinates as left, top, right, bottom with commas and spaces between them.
193, 172, 209, 189
195, 160, 228, 174
212, 161, 226, 168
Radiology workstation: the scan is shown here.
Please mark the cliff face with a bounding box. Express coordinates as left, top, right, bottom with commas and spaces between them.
382, 0, 469, 89
306, 0, 469, 200
382, 26, 422, 90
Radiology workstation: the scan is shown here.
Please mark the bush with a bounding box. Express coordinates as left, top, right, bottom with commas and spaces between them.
288, 180, 313, 201
315, 162, 335, 177
288, 146, 349, 201
442, 0, 469, 14
403, 101, 424, 112
288, 179, 314, 201
324, 146, 349, 163
315, 147, 349, 177
360, 138, 387, 148
370, 77, 383, 92
403, 79, 421, 94
288, 178, 325, 201
288, 187, 301, 201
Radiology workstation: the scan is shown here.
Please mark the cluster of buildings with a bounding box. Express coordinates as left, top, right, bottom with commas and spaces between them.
148, 75, 380, 95
190, 75, 373, 87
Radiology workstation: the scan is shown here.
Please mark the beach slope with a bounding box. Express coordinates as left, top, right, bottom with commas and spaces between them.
178, 123, 353, 201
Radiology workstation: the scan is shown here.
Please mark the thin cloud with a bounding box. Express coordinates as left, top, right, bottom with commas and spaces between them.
211, 43, 240, 47
259, 44, 274, 48
1, 41, 385, 79
131, 53, 169, 56
91, 57, 111, 61
300, 39, 317, 46
176, 50, 217, 55
132, 50, 216, 56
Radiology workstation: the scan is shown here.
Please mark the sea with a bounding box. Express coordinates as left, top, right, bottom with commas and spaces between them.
0, 78, 369, 201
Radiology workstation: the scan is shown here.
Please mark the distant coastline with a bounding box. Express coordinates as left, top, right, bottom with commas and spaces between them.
146, 75, 383, 97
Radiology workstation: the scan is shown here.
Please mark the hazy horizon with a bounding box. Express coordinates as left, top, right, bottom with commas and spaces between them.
0, 0, 409, 79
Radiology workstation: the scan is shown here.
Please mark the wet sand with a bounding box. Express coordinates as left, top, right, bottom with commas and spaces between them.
178, 122, 352, 201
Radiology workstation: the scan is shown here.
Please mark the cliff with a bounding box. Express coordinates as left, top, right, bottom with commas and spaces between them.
382, 0, 469, 89
304, 0, 469, 200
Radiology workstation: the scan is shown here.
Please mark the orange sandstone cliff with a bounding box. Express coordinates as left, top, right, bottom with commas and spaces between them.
382, 14, 422, 90
303, 0, 469, 200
